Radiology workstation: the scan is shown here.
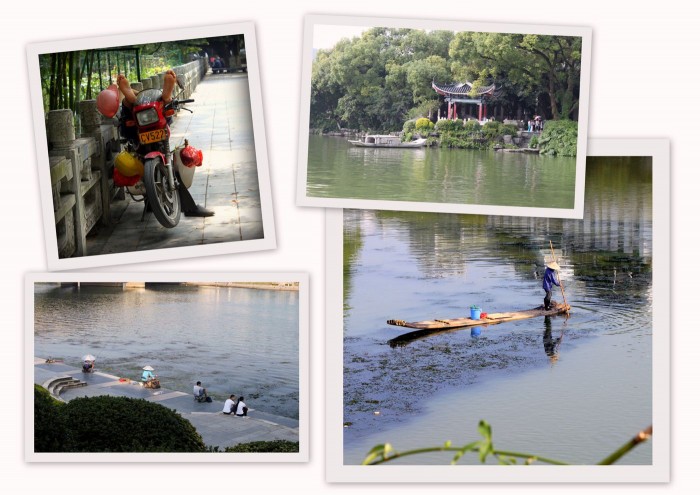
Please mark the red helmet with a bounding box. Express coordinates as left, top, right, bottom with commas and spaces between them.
97, 84, 120, 118
113, 167, 141, 187
180, 145, 203, 168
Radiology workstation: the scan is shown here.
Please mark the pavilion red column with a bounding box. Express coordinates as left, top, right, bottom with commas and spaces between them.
478, 104, 482, 121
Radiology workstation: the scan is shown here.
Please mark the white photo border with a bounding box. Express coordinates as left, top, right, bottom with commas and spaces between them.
26, 271, 309, 463
28, 22, 277, 271
298, 14, 592, 219
325, 138, 670, 482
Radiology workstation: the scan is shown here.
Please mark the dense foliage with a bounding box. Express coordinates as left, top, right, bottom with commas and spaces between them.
224, 440, 300, 453
38, 35, 245, 115
537, 120, 578, 156
310, 28, 582, 132
410, 118, 520, 150
34, 385, 67, 452
34, 388, 206, 453
61, 396, 206, 452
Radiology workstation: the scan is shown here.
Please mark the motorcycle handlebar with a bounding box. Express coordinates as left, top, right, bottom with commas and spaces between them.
178, 99, 195, 104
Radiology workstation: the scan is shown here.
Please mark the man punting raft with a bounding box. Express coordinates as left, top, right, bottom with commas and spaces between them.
387, 242, 571, 346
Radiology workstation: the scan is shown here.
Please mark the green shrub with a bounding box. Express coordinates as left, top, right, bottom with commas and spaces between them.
529, 135, 539, 148
501, 124, 518, 136
61, 396, 206, 452
481, 121, 503, 139
402, 119, 416, 134
415, 118, 434, 132
34, 385, 67, 452
225, 440, 300, 453
464, 120, 482, 133
435, 119, 463, 132
537, 120, 578, 156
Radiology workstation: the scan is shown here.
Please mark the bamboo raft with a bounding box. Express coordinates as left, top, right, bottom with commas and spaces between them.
387, 303, 570, 347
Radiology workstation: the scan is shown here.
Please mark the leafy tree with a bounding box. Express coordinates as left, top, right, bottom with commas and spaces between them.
310, 29, 455, 132
449, 33, 582, 120
405, 55, 451, 119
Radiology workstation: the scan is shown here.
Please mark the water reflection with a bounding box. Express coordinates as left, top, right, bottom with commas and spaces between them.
308, 135, 576, 207
543, 316, 562, 364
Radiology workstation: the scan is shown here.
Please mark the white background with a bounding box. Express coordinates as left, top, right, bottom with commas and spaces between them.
0, 1, 695, 493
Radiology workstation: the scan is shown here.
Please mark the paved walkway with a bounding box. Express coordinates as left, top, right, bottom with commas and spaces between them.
87, 72, 264, 255
35, 359, 298, 450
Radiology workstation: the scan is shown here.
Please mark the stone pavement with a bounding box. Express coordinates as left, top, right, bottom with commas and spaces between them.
35, 359, 298, 450
87, 72, 264, 256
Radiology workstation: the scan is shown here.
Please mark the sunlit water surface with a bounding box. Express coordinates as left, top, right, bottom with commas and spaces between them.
343, 158, 652, 464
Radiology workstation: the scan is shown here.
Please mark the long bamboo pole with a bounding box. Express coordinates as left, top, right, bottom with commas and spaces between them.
549, 240, 569, 314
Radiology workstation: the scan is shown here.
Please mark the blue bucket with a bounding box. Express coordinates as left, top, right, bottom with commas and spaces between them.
470, 307, 481, 320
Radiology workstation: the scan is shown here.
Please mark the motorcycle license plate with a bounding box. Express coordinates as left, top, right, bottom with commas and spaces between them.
139, 129, 167, 144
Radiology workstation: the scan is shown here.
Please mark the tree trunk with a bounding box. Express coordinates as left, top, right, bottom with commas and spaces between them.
68, 52, 74, 111
547, 69, 559, 120
86, 51, 94, 99
49, 53, 57, 111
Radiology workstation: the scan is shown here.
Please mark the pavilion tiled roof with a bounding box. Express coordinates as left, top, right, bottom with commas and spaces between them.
432, 81, 497, 97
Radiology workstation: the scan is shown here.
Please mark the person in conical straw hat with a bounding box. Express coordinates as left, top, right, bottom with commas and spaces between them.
141, 365, 156, 383
542, 260, 561, 310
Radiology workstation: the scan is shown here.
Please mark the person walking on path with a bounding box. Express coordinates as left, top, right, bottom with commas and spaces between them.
542, 261, 561, 310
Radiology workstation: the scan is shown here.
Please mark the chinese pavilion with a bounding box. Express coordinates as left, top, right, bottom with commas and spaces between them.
431, 81, 497, 121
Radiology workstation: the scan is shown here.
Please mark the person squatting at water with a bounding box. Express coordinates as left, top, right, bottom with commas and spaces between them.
193, 381, 212, 402
222, 395, 237, 414
542, 260, 561, 310
115, 71, 214, 217
141, 365, 160, 389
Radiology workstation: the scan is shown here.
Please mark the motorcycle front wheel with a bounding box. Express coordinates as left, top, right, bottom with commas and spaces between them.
144, 158, 181, 228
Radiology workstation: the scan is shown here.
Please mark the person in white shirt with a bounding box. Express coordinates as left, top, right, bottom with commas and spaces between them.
236, 396, 248, 416
223, 395, 237, 415
193, 381, 208, 402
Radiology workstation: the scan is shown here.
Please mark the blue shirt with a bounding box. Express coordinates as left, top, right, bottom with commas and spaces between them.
542, 268, 560, 292
141, 370, 155, 381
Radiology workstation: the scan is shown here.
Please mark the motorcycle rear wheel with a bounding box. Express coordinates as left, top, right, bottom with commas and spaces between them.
144, 158, 181, 228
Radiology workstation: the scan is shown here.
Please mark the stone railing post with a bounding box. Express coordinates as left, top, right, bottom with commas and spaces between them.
47, 108, 103, 257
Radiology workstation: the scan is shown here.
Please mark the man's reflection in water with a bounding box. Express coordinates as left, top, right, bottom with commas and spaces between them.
543, 316, 561, 364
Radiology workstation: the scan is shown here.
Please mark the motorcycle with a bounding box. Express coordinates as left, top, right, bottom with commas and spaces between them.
99, 79, 205, 228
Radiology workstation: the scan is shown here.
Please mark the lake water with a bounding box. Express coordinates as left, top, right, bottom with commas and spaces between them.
34, 284, 299, 419
343, 157, 653, 464
307, 135, 576, 208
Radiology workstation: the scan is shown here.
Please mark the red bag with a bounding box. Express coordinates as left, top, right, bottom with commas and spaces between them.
180, 145, 203, 168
